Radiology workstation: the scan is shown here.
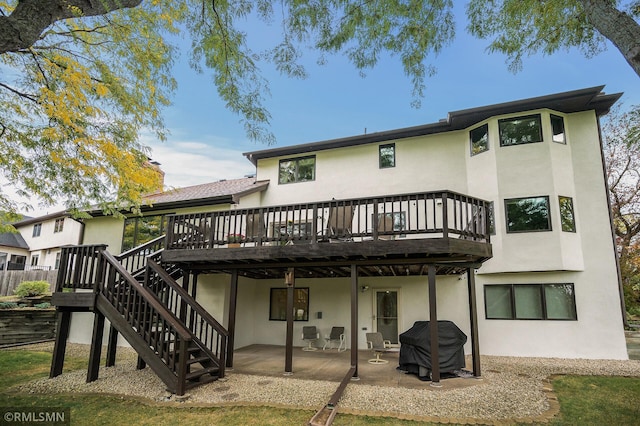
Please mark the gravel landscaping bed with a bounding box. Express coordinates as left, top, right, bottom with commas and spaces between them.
6, 342, 640, 423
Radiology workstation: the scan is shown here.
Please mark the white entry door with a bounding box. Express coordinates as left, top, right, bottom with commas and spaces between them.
374, 289, 399, 344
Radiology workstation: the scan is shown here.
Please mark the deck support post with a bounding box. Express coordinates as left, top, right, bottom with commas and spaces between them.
226, 269, 238, 368
428, 265, 441, 386
50, 311, 71, 378
87, 311, 105, 382
105, 325, 118, 367
284, 268, 295, 375
350, 264, 359, 379
467, 268, 481, 377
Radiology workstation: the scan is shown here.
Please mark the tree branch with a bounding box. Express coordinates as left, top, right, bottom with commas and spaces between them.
0, 0, 142, 54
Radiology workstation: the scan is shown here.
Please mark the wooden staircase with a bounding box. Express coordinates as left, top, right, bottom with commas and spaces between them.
50, 239, 228, 395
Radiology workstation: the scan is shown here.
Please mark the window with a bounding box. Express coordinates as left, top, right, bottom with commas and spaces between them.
485, 284, 577, 320
505, 196, 551, 233
278, 156, 316, 184
30, 254, 39, 266
32, 223, 42, 237
54, 252, 61, 270
379, 144, 395, 168
470, 124, 489, 155
376, 212, 406, 233
122, 214, 166, 252
54, 218, 65, 233
487, 201, 496, 235
499, 114, 543, 146
269, 288, 309, 321
551, 114, 566, 144
559, 196, 576, 232
0, 252, 6, 271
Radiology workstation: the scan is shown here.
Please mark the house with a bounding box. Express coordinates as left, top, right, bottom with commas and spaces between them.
52, 86, 628, 395
0, 230, 29, 271
9, 211, 84, 270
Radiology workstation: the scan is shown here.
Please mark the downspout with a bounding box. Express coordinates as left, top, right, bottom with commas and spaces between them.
596, 115, 629, 328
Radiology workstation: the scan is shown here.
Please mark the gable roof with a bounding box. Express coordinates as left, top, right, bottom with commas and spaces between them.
243, 85, 622, 165
138, 177, 269, 211
12, 211, 68, 227
0, 231, 28, 249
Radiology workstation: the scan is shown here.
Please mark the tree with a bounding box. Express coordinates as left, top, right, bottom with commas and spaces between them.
603, 105, 640, 317
0, 1, 639, 216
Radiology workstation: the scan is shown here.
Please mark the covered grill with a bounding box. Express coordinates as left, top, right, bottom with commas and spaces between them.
398, 320, 467, 380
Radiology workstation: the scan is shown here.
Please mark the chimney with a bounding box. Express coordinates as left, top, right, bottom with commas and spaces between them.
144, 158, 165, 193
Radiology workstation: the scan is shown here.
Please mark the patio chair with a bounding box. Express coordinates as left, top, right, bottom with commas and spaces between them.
366, 332, 396, 364
326, 204, 355, 241
322, 327, 346, 352
301, 326, 319, 351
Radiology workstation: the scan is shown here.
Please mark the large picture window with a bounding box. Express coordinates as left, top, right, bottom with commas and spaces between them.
269, 287, 309, 321
279, 156, 316, 184
499, 114, 543, 146
505, 196, 551, 233
470, 123, 489, 156
122, 214, 166, 252
485, 283, 577, 320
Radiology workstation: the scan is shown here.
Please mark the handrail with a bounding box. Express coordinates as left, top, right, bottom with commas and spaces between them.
166, 190, 490, 250
55, 245, 107, 292
146, 259, 228, 378
116, 235, 165, 277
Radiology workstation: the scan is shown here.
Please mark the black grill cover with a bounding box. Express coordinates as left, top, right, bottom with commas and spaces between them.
398, 320, 467, 380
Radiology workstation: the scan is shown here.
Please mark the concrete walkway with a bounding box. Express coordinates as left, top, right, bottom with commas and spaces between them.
627, 329, 640, 360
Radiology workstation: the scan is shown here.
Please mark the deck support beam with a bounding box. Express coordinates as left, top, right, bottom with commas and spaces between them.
105, 325, 118, 367
467, 268, 481, 377
351, 264, 359, 379
226, 269, 239, 368
428, 265, 441, 386
50, 311, 71, 378
284, 268, 295, 375
87, 311, 105, 382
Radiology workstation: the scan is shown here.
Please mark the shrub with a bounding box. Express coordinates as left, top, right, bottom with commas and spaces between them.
0, 302, 18, 309
33, 302, 51, 309
13, 281, 50, 298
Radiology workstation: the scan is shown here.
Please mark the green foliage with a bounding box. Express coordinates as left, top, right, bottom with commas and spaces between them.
13, 280, 50, 298
0, 301, 18, 309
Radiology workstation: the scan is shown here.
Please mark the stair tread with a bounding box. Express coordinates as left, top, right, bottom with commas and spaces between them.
185, 366, 219, 381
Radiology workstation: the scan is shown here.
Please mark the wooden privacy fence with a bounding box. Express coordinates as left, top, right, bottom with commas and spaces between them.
0, 270, 57, 296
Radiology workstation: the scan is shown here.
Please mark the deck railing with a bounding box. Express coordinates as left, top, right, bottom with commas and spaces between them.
116, 235, 165, 278
166, 190, 490, 250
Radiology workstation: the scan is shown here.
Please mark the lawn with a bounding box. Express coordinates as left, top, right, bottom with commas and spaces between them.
0, 349, 639, 425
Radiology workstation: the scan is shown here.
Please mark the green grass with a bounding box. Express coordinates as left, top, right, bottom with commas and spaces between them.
1, 349, 639, 425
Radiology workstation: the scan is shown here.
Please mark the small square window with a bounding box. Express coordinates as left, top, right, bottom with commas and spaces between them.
269, 288, 309, 321
379, 144, 395, 168
559, 196, 576, 232
499, 114, 543, 146
470, 124, 489, 156
551, 115, 566, 144
505, 196, 551, 233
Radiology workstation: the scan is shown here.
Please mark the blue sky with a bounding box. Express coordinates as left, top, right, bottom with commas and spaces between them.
24, 8, 640, 215
145, 11, 640, 192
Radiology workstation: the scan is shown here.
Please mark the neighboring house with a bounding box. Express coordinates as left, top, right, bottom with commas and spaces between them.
0, 230, 29, 271
11, 211, 84, 270
64, 86, 628, 390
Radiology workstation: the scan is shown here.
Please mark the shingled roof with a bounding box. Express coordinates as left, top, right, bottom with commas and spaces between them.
141, 177, 269, 210
0, 231, 28, 249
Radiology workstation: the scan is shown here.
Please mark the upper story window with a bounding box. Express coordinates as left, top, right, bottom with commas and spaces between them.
559, 196, 576, 232
32, 223, 42, 237
499, 114, 543, 147
551, 114, 566, 144
278, 156, 316, 184
54, 218, 65, 233
470, 124, 489, 156
379, 144, 396, 168
122, 214, 166, 252
505, 196, 551, 233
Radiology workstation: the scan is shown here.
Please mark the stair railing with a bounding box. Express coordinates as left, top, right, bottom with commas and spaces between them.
145, 259, 228, 378
99, 250, 193, 395
115, 235, 166, 278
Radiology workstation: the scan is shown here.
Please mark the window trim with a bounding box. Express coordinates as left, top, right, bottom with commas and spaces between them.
484, 283, 577, 321
278, 155, 316, 184
470, 123, 489, 156
498, 114, 543, 147
269, 287, 310, 321
504, 196, 552, 233
379, 143, 396, 168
